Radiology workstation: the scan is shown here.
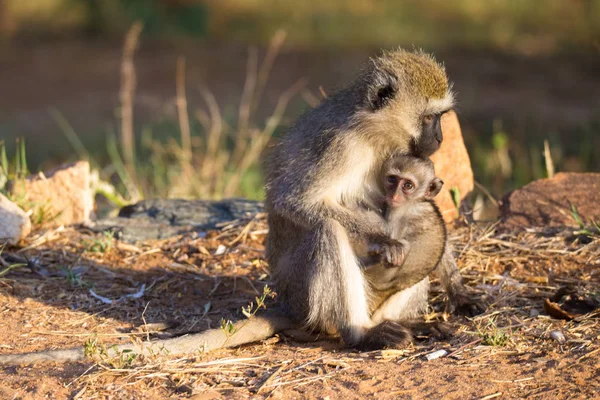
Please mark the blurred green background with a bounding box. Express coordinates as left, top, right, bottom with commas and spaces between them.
1, 0, 599, 208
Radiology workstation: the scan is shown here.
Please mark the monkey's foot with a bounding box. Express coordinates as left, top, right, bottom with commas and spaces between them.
405, 321, 455, 340
357, 321, 413, 351
447, 293, 485, 317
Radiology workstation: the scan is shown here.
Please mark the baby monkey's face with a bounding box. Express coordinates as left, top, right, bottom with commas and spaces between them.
382, 157, 443, 208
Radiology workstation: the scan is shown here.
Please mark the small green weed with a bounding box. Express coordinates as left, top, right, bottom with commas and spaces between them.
450, 186, 461, 211
220, 285, 275, 338
84, 336, 138, 368
84, 231, 114, 253
475, 318, 511, 347
0, 138, 29, 192
570, 202, 600, 239
0, 245, 27, 277
59, 265, 89, 288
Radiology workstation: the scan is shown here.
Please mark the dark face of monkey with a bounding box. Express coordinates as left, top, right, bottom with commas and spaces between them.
411, 112, 444, 158
382, 156, 443, 208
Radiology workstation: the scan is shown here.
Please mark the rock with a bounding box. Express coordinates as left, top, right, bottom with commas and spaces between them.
430, 110, 475, 223
0, 192, 31, 245
499, 172, 600, 230
549, 330, 566, 344
93, 198, 263, 242
425, 349, 448, 361
8, 161, 93, 227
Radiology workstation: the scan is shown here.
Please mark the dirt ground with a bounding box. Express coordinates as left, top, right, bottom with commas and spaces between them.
0, 216, 599, 399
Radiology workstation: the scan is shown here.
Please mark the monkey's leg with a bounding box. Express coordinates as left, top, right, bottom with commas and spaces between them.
358, 278, 431, 350
436, 245, 483, 316
305, 220, 375, 345
370, 277, 430, 324
0, 313, 295, 366
367, 278, 453, 345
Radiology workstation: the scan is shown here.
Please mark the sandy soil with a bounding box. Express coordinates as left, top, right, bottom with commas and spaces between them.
0, 218, 599, 399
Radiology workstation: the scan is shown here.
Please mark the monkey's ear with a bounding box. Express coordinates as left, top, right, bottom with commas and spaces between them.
426, 178, 444, 199
367, 69, 399, 111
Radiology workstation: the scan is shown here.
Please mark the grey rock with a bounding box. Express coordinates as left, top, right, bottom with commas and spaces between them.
92, 198, 263, 242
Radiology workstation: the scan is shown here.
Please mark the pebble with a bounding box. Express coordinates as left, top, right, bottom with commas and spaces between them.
214, 244, 227, 255
550, 330, 566, 344
425, 349, 448, 361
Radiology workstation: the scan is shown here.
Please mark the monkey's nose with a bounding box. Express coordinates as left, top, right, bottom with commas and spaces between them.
434, 115, 443, 143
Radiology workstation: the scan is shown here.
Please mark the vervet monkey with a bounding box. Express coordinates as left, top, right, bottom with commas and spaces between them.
358, 155, 446, 313
265, 48, 457, 348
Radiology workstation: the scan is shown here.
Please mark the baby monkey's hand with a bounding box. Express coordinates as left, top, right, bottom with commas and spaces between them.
368, 236, 410, 268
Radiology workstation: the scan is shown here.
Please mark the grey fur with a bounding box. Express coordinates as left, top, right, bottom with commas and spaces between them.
361, 155, 479, 323
265, 49, 454, 347
359, 155, 446, 312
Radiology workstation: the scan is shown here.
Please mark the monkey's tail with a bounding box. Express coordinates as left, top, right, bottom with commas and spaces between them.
0, 313, 295, 366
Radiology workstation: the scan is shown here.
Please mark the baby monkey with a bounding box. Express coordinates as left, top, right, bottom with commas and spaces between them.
359, 154, 447, 313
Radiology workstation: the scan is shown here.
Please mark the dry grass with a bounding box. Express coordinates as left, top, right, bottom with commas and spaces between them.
43, 25, 308, 206
0, 216, 599, 397
109, 26, 306, 202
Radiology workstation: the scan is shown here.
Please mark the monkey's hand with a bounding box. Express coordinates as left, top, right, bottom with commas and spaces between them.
369, 236, 409, 268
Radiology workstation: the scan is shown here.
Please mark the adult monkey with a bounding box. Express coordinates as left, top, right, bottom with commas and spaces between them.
265, 48, 465, 349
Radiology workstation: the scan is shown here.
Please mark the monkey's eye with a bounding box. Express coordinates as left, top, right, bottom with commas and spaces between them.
402, 180, 415, 192
423, 114, 434, 124
386, 175, 399, 186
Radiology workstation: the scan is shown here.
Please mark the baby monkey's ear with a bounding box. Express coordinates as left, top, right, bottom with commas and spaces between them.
425, 178, 444, 199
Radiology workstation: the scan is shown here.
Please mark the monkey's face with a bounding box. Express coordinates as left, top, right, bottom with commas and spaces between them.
411, 112, 444, 158
384, 174, 417, 207
385, 174, 443, 208
361, 49, 454, 158
382, 155, 443, 207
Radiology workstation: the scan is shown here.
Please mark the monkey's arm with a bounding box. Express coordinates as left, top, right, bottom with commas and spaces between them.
268, 135, 388, 231
0, 313, 295, 366
273, 192, 391, 239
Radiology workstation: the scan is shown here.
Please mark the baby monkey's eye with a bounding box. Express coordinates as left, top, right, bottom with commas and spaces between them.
402, 180, 415, 191
423, 114, 434, 124
386, 175, 399, 186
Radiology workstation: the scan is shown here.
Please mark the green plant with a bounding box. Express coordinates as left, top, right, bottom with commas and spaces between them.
59, 265, 89, 287
54, 28, 303, 205
83, 335, 100, 359
450, 186, 461, 211
220, 285, 275, 338
0, 138, 29, 192
84, 231, 114, 253
30, 202, 62, 226
84, 336, 138, 368
475, 318, 510, 347
0, 139, 62, 226
570, 202, 600, 238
